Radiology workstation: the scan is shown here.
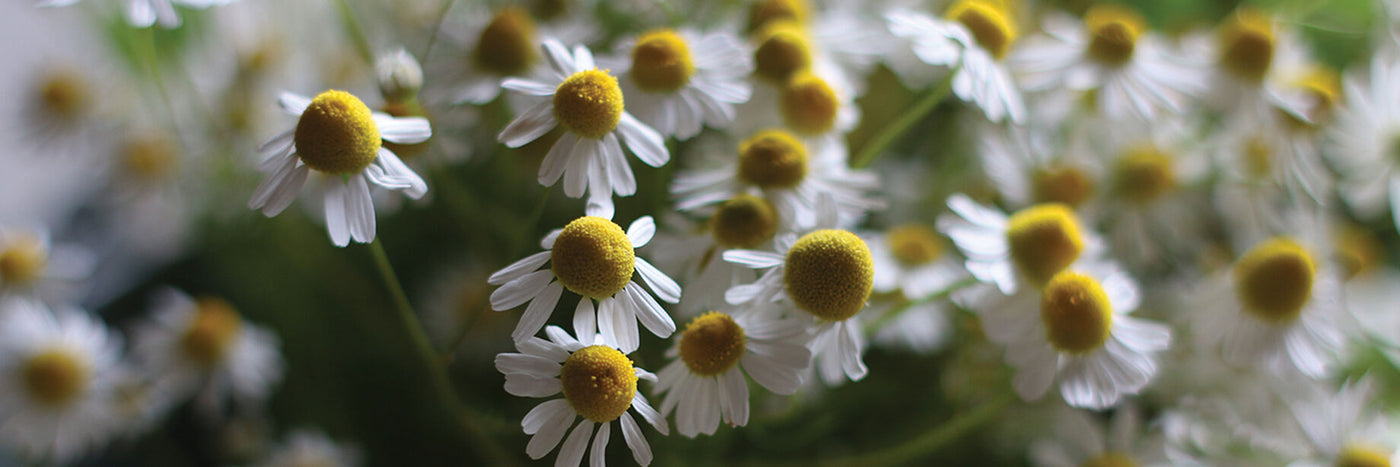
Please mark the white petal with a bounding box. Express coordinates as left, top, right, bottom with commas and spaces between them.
617, 113, 669, 167
491, 270, 555, 310
488, 251, 552, 285
631, 393, 669, 434
718, 370, 750, 427
542, 39, 578, 74
504, 78, 558, 96
248, 154, 307, 216
541, 133, 580, 187
557, 420, 594, 467
375, 115, 432, 144
527, 409, 576, 459
345, 174, 376, 244
323, 178, 351, 247
277, 91, 312, 115
625, 282, 676, 338
524, 398, 572, 434
627, 216, 656, 248
514, 282, 565, 342
589, 421, 611, 467
620, 413, 654, 466
722, 250, 785, 268
634, 258, 681, 304
596, 297, 621, 350
573, 298, 597, 344
499, 101, 558, 148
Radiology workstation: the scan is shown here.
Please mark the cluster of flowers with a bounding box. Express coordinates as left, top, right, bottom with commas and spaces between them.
13, 0, 1400, 464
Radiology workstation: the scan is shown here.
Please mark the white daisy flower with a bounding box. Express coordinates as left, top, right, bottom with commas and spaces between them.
1013, 4, 1205, 121
434, 4, 595, 105
1030, 405, 1167, 467
1333, 224, 1400, 355
0, 299, 121, 463
1285, 378, 1400, 467
494, 326, 669, 466
644, 195, 778, 317
1092, 132, 1211, 268
1193, 7, 1315, 127
737, 19, 862, 140
653, 310, 809, 437
248, 89, 431, 247
488, 216, 680, 353
1330, 53, 1400, 231
497, 39, 669, 219
38, 0, 236, 29
978, 123, 1102, 210
256, 428, 362, 467
671, 129, 880, 231
869, 223, 968, 300
980, 262, 1171, 409
0, 226, 94, 303
885, 1, 1027, 124
608, 28, 752, 140
130, 288, 283, 416
936, 194, 1103, 297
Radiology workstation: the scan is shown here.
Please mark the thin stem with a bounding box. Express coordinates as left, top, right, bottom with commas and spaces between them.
134, 27, 178, 131
863, 277, 977, 335
515, 185, 554, 255
850, 68, 959, 169
822, 391, 1016, 466
334, 0, 376, 64
421, 0, 459, 60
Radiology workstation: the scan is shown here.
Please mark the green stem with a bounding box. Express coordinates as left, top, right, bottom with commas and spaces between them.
421, 0, 459, 60
863, 277, 977, 335
334, 0, 376, 64
822, 392, 1016, 466
850, 68, 958, 169
135, 28, 178, 130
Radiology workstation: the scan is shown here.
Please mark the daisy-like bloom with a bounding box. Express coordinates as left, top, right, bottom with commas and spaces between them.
0, 299, 121, 463
1284, 379, 1400, 467
981, 263, 1171, 409
248, 89, 430, 247
1030, 405, 1168, 467
437, 5, 593, 105
1332, 224, 1400, 359
494, 326, 669, 466
130, 288, 283, 415
256, 428, 362, 467
738, 22, 861, 138
653, 310, 810, 437
885, 1, 1027, 124
1013, 4, 1204, 121
37, 0, 237, 29
488, 216, 680, 352
1195, 7, 1315, 127
0, 227, 94, 302
937, 194, 1102, 297
979, 123, 1101, 210
1330, 54, 1400, 232
1094, 136, 1211, 268
610, 29, 752, 140
869, 223, 968, 300
671, 128, 881, 230
646, 195, 779, 317
497, 39, 669, 219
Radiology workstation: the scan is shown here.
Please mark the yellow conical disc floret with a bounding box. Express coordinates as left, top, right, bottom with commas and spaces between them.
780, 71, 839, 136
1081, 453, 1138, 467
23, 349, 89, 408
784, 229, 874, 321
38, 70, 89, 121
1219, 8, 1275, 83
1336, 444, 1392, 467
560, 345, 637, 423
710, 194, 780, 249
679, 312, 747, 376
475, 7, 538, 76
294, 90, 382, 175
886, 224, 943, 267
753, 21, 813, 84
551, 217, 636, 299
1113, 145, 1176, 204
747, 0, 809, 35
1041, 271, 1113, 354
181, 298, 244, 368
1233, 237, 1315, 323
1005, 204, 1085, 287
631, 29, 696, 93
0, 235, 48, 286
738, 129, 808, 189
553, 70, 624, 139
120, 134, 179, 181
1084, 4, 1145, 66
946, 0, 1017, 59
1032, 165, 1095, 207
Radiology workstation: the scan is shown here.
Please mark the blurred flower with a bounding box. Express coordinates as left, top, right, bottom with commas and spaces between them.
256, 428, 362, 467
885, 1, 1027, 123
37, 0, 239, 29
1284, 378, 1400, 467
0, 226, 94, 303
606, 28, 752, 141
1030, 404, 1167, 467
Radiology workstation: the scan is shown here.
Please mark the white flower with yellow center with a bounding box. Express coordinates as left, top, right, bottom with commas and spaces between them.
653, 311, 809, 437
671, 129, 881, 231
249, 89, 431, 247
1013, 4, 1204, 121
0, 227, 93, 302
1192, 7, 1314, 126
435, 5, 595, 105
1095, 137, 1210, 268
1285, 379, 1400, 467
937, 194, 1103, 297
497, 39, 669, 219
256, 428, 362, 467
1330, 54, 1400, 233
885, 1, 1027, 124
0, 299, 121, 463
38, 0, 236, 29
869, 223, 967, 300
494, 326, 668, 466
606, 28, 752, 140
979, 124, 1102, 210
130, 288, 283, 414
489, 216, 680, 352
645, 195, 779, 317
1030, 405, 1166, 467
738, 21, 862, 139
980, 264, 1171, 409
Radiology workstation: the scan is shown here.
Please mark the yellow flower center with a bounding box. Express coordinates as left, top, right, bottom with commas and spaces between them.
1233, 237, 1315, 323
1041, 271, 1113, 354
710, 194, 779, 249
679, 312, 747, 376
551, 216, 636, 299
22, 348, 89, 408
474, 7, 539, 76
38, 70, 89, 120
559, 345, 637, 423
1286, 65, 1342, 127
886, 224, 944, 267
1084, 4, 1144, 66
120, 134, 179, 181
1335, 224, 1382, 280
1219, 8, 1275, 83
630, 29, 696, 93
381, 100, 432, 161
947, 0, 1018, 59
737, 129, 808, 189
1336, 444, 1393, 467
553, 70, 625, 139
784, 229, 874, 321
0, 235, 48, 286
294, 90, 382, 175
780, 71, 839, 136
180, 298, 244, 368
1113, 145, 1176, 204
1081, 452, 1139, 467
1005, 204, 1085, 288
746, 0, 809, 35
1032, 165, 1095, 207
753, 22, 813, 84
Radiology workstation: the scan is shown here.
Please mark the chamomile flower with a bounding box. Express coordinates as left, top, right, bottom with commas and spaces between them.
979, 123, 1102, 209
130, 288, 283, 415
1094, 134, 1210, 268
256, 429, 362, 467
0, 299, 121, 463
37, 0, 236, 29
18, 66, 109, 156
1284, 379, 1400, 467
436, 5, 593, 105
869, 223, 968, 300
739, 21, 861, 138
653, 310, 810, 437
494, 326, 669, 466
1030, 405, 1167, 467
248, 89, 430, 247
497, 39, 669, 219
645, 195, 779, 317
1013, 4, 1204, 121
937, 194, 1103, 296
0, 227, 94, 302
885, 1, 1027, 124
980, 264, 1171, 409
1194, 7, 1314, 126
488, 216, 680, 353
1330, 53, 1400, 232
609, 29, 753, 140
